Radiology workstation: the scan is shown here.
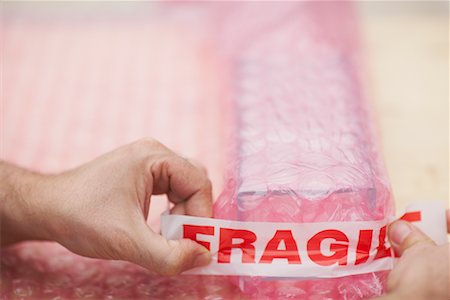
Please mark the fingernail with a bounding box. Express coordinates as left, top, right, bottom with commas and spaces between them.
193, 251, 211, 267
390, 221, 412, 246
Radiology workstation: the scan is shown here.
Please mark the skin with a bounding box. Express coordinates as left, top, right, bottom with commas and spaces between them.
0, 138, 213, 275
375, 211, 450, 300
0, 138, 448, 298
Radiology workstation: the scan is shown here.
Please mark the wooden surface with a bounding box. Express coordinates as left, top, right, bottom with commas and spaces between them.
358, 2, 449, 211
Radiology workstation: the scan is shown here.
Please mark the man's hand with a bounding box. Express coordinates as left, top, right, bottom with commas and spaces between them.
375, 211, 450, 300
0, 138, 213, 275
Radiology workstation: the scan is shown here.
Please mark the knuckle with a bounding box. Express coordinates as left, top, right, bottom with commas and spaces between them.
198, 165, 208, 175
127, 138, 170, 162
189, 159, 208, 175
136, 137, 159, 148
132, 138, 165, 151
197, 177, 213, 197
204, 179, 213, 193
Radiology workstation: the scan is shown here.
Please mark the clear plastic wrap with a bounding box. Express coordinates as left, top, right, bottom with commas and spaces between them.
213, 2, 394, 299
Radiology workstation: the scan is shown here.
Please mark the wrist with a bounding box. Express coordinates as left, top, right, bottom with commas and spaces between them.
0, 163, 53, 245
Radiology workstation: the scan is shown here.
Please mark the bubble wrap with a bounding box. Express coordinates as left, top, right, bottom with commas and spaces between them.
214, 2, 393, 299
1, 2, 393, 299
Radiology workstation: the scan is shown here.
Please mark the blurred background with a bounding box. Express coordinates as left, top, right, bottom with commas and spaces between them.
357, 1, 448, 210
2, 1, 448, 212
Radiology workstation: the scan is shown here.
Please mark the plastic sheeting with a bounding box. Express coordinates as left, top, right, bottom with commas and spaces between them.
213, 2, 393, 299
1, 2, 393, 299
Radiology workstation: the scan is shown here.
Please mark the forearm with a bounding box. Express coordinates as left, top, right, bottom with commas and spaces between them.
0, 162, 50, 246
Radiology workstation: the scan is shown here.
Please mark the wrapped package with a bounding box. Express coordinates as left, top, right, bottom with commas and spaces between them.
213, 2, 394, 299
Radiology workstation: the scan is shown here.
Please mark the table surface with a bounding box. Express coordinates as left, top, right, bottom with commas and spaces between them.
358, 2, 449, 211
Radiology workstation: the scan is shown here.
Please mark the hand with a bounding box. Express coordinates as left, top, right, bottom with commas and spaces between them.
0, 138, 213, 275
375, 210, 450, 300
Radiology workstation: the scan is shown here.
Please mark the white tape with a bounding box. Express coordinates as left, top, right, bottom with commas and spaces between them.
405, 201, 447, 246
161, 201, 447, 278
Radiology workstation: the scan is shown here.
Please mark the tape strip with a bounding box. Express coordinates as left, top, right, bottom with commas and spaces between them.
161, 201, 447, 278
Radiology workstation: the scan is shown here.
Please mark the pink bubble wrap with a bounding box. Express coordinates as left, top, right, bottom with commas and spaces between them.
1, 2, 393, 299
214, 2, 393, 299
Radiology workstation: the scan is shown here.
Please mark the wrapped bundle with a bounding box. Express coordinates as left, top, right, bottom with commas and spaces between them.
214, 2, 393, 299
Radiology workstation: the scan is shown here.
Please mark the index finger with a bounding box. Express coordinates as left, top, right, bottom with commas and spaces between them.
151, 155, 213, 218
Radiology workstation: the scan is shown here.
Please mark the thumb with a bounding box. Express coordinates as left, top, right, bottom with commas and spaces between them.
388, 220, 436, 256
131, 223, 211, 275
